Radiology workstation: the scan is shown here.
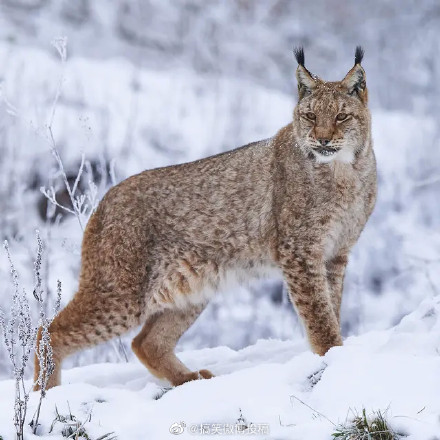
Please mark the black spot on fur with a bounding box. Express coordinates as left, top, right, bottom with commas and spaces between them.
355, 46, 364, 65
293, 47, 305, 66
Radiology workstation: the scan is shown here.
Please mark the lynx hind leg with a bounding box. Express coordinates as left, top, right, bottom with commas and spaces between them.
132, 303, 214, 386
34, 290, 142, 391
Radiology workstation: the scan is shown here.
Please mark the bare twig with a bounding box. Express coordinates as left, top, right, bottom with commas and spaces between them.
290, 394, 336, 427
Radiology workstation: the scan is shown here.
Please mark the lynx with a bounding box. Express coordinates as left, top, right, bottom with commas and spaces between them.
35, 47, 377, 390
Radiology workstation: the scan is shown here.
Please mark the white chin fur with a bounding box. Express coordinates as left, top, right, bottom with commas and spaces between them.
314, 152, 335, 164
334, 148, 355, 163
314, 148, 354, 164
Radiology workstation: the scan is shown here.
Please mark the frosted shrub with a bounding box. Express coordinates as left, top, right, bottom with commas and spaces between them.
0, 240, 35, 440
31, 231, 62, 434
0, 232, 61, 439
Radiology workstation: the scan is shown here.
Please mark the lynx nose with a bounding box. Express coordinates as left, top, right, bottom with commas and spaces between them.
318, 138, 330, 147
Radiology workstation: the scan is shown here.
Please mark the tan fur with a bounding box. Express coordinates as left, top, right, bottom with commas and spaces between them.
34, 51, 377, 390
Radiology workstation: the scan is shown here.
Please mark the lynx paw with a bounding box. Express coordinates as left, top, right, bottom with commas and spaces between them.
173, 369, 215, 386
198, 369, 215, 379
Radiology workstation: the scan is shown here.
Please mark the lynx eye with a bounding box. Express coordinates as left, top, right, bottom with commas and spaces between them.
306, 112, 316, 120
336, 113, 347, 121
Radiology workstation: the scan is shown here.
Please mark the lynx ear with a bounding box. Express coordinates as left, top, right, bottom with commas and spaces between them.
294, 47, 318, 100
342, 46, 367, 103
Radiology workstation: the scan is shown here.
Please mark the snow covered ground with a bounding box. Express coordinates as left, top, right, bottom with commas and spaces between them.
1, 296, 439, 440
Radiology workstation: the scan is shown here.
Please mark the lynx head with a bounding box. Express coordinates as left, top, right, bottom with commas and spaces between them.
293, 47, 370, 164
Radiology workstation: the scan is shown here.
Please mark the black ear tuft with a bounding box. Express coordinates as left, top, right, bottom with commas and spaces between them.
293, 47, 305, 66
355, 46, 364, 65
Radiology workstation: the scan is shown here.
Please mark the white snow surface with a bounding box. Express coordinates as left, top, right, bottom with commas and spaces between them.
1, 296, 439, 440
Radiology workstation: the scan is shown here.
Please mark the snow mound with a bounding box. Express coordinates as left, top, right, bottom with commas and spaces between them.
1, 297, 439, 439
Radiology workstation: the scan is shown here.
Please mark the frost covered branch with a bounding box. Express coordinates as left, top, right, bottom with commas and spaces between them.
0, 232, 62, 439
40, 148, 100, 230
48, 36, 67, 130
0, 241, 35, 440
40, 36, 100, 230
31, 231, 62, 434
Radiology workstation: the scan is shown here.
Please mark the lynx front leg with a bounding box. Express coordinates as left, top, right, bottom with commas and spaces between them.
282, 251, 342, 355
326, 253, 349, 324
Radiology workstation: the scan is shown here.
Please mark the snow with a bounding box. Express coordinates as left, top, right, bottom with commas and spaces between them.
1, 297, 439, 439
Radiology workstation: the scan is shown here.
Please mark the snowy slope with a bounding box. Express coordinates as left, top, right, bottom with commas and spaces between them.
1, 296, 439, 440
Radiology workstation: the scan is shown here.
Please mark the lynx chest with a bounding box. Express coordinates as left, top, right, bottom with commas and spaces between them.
322, 165, 373, 261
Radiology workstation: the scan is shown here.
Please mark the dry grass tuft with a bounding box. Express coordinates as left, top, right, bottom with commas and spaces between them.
332, 408, 405, 440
